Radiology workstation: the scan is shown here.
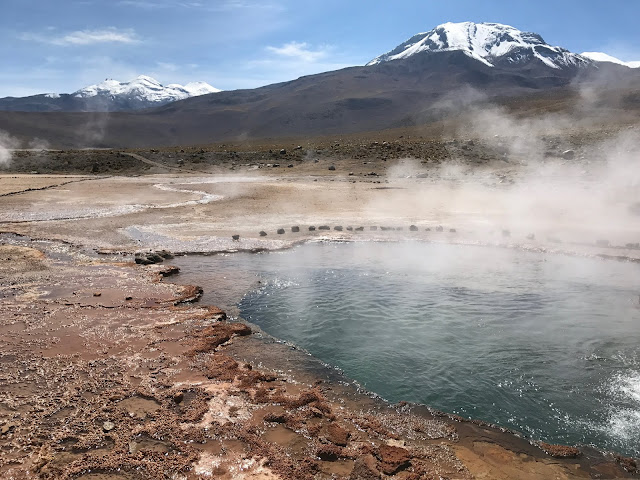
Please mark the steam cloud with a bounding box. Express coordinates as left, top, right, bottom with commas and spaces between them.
367, 89, 640, 247
0, 130, 21, 167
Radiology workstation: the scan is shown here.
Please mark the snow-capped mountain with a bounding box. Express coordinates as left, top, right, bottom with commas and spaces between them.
73, 75, 220, 103
0, 75, 220, 112
581, 52, 640, 68
367, 22, 592, 70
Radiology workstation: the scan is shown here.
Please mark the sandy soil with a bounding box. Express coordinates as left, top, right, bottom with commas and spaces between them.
1, 141, 639, 479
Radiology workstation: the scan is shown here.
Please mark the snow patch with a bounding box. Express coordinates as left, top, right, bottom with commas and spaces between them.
581, 52, 640, 68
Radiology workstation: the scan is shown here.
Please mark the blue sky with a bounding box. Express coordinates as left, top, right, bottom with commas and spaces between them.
2, 0, 639, 97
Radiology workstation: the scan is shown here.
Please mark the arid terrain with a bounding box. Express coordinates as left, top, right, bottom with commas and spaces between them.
1, 123, 640, 479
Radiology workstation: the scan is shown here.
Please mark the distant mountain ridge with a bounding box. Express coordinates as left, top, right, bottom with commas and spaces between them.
0, 21, 638, 148
0, 75, 220, 112
72, 75, 220, 103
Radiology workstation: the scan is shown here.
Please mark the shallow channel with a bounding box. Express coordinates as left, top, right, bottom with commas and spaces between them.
174, 241, 640, 456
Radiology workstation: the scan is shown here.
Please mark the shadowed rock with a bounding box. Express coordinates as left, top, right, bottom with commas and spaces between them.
334, 226, 343, 231
277, 228, 285, 234
409, 225, 418, 231
370, 226, 378, 231
318, 225, 330, 230
291, 226, 300, 232
346, 226, 353, 231
134, 251, 168, 265
232, 234, 240, 241
259, 231, 267, 236
355, 226, 364, 231
449, 228, 456, 233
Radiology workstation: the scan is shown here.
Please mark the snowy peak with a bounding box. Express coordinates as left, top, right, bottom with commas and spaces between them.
73, 75, 221, 103
367, 22, 591, 70
581, 52, 640, 68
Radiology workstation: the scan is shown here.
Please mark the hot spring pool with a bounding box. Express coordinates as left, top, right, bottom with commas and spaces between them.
179, 242, 640, 456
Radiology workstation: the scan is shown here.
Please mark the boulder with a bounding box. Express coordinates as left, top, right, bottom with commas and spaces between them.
377, 445, 411, 475
409, 225, 418, 231
277, 228, 285, 234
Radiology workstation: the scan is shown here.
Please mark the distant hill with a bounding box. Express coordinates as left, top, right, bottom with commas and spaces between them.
0, 22, 638, 148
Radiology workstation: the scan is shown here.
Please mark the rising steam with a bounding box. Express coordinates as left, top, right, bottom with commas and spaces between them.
0, 130, 21, 167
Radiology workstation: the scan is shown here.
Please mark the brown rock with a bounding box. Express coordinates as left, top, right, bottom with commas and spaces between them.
538, 441, 581, 458
317, 444, 342, 461
349, 454, 381, 479
264, 412, 288, 423
616, 455, 638, 474
230, 323, 252, 336
378, 444, 411, 475
327, 423, 349, 446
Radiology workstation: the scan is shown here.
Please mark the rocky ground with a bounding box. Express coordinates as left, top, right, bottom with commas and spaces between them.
0, 236, 637, 480
1, 126, 640, 479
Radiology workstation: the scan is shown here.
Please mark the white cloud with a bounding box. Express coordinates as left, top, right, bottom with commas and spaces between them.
20, 27, 139, 46
266, 41, 330, 62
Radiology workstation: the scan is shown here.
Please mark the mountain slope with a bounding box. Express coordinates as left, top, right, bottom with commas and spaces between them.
0, 76, 220, 112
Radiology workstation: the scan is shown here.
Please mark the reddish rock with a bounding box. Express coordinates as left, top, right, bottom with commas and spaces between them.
377, 444, 411, 475
615, 455, 638, 474
349, 454, 381, 479
230, 323, 252, 336
327, 423, 349, 446
263, 412, 287, 423
538, 441, 581, 458
317, 444, 343, 461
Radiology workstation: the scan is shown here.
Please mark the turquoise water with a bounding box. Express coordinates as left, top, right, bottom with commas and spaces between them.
182, 242, 640, 455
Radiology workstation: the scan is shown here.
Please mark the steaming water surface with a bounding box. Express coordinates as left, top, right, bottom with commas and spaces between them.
182, 242, 640, 456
